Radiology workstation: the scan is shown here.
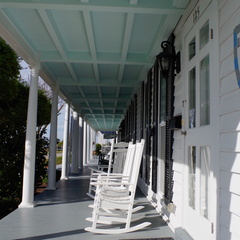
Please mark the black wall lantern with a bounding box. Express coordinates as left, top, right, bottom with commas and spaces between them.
156, 41, 181, 79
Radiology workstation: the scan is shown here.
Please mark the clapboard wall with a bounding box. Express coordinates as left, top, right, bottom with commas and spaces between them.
219, 0, 240, 239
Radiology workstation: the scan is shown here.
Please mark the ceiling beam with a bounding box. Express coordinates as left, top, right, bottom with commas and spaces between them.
121, 12, 134, 61
129, 0, 138, 5
72, 95, 129, 101
59, 79, 138, 87
37, 9, 66, 58
83, 10, 100, 82
40, 54, 152, 65
0, 2, 185, 15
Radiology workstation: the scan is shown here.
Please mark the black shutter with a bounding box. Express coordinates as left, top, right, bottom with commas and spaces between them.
140, 82, 145, 178
164, 120, 174, 204
119, 119, 125, 142
151, 61, 159, 193
134, 94, 137, 142
145, 70, 152, 185
130, 95, 137, 143
125, 110, 130, 142
140, 81, 144, 140
164, 34, 175, 205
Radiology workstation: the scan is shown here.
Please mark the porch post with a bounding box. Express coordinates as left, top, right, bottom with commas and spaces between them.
61, 103, 70, 180
78, 117, 84, 169
67, 111, 73, 175
46, 85, 59, 190
86, 124, 90, 164
83, 120, 87, 166
19, 67, 39, 208
71, 111, 79, 173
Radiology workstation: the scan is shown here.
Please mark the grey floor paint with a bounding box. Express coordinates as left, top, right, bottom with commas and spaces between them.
0, 168, 174, 240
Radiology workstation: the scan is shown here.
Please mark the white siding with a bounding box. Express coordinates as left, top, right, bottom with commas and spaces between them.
219, 0, 240, 239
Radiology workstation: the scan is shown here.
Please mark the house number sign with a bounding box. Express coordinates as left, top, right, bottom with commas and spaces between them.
193, 6, 200, 23
234, 24, 240, 88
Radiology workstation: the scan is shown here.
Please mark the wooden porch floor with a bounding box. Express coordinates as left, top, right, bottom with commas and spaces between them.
0, 167, 174, 240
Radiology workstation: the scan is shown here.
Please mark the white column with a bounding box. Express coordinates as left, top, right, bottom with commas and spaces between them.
78, 117, 84, 169
67, 112, 73, 175
46, 85, 58, 190
19, 67, 39, 208
89, 127, 93, 162
61, 103, 70, 180
86, 124, 90, 164
71, 111, 79, 173
83, 120, 87, 166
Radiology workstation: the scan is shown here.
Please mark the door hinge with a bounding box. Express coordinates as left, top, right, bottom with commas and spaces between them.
211, 222, 214, 234
211, 29, 213, 39
181, 131, 187, 136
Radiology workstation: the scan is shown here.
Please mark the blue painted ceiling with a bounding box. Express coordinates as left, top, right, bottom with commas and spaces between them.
0, 0, 189, 131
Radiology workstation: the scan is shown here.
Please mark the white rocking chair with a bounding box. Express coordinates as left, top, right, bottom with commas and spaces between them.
87, 141, 129, 198
85, 139, 151, 234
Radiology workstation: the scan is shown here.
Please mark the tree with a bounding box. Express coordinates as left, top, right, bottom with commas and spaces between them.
0, 38, 20, 103
0, 38, 51, 203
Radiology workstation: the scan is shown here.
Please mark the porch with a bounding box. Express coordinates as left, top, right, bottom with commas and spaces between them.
0, 166, 174, 240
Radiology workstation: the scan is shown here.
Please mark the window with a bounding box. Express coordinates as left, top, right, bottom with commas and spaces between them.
160, 77, 167, 123
189, 67, 196, 128
189, 37, 196, 60
200, 55, 210, 126
188, 146, 196, 209
200, 21, 209, 49
200, 146, 210, 219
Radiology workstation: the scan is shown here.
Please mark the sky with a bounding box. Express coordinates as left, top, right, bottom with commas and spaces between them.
20, 61, 65, 141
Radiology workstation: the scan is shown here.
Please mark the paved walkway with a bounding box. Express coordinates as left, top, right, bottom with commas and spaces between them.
0, 167, 174, 240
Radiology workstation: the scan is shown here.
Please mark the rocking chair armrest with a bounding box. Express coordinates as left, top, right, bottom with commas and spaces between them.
96, 164, 109, 168
90, 181, 132, 186
90, 175, 129, 182
92, 172, 123, 176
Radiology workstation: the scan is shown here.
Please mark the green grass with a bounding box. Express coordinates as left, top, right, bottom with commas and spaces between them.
56, 156, 62, 165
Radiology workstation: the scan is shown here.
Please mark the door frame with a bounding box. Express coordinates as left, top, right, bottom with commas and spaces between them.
181, 0, 219, 239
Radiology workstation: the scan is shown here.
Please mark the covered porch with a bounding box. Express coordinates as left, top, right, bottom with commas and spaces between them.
0, 166, 174, 240
0, 0, 192, 239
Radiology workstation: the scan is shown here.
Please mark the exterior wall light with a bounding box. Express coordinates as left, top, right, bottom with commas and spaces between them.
156, 41, 181, 79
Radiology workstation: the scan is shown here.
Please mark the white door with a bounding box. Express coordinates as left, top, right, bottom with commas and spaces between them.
183, 1, 218, 239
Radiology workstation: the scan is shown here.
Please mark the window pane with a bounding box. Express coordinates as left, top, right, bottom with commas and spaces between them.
200, 55, 210, 126
160, 77, 166, 122
189, 37, 196, 60
189, 68, 196, 128
200, 146, 210, 219
188, 146, 196, 209
200, 21, 209, 49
